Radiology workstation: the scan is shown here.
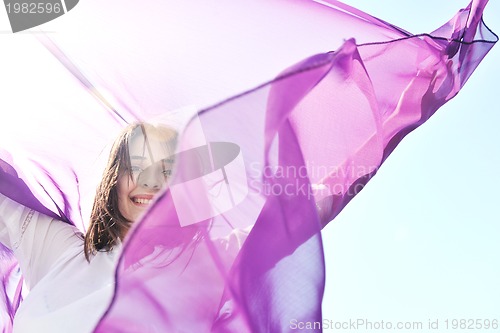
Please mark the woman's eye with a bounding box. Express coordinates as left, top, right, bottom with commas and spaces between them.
162, 169, 172, 177
131, 166, 143, 173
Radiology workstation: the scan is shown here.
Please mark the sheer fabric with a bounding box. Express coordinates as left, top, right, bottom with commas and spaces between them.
0, 0, 497, 332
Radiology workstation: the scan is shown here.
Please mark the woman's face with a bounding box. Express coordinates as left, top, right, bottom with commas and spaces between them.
117, 130, 175, 222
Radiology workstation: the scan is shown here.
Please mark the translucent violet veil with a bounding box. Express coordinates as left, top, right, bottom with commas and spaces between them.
0, 0, 497, 332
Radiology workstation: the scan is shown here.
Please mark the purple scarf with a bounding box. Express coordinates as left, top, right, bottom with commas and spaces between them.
0, 0, 496, 332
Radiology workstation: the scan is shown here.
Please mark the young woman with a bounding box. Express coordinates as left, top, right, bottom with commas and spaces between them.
0, 123, 177, 333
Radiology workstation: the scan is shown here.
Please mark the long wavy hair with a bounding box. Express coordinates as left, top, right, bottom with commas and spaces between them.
84, 123, 178, 261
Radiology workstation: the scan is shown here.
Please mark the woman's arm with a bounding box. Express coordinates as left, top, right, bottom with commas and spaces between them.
0, 193, 83, 290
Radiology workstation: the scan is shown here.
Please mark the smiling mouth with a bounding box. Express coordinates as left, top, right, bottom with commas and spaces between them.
132, 197, 153, 205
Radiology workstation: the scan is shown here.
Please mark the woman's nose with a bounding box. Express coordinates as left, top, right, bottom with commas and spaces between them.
137, 165, 164, 190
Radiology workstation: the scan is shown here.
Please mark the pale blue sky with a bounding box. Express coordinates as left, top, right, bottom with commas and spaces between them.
322, 1, 500, 331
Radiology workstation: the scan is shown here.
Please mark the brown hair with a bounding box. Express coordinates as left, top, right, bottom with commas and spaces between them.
84, 122, 178, 261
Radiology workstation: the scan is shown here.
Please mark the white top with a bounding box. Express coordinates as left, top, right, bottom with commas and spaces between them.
0, 193, 119, 333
